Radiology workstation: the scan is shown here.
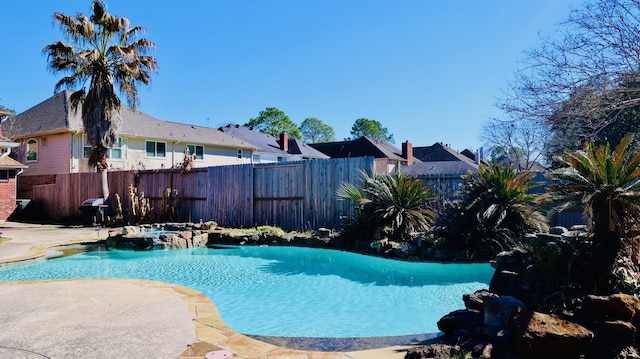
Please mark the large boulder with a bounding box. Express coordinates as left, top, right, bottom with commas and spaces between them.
484, 296, 526, 327
463, 289, 498, 311
510, 309, 593, 359
437, 309, 483, 335
405, 344, 461, 359
578, 294, 640, 323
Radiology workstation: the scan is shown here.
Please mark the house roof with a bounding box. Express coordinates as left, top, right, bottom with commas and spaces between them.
218, 124, 329, 159
401, 160, 478, 177
0, 107, 12, 117
309, 137, 410, 162
0, 155, 27, 169
5, 91, 256, 150
413, 142, 477, 164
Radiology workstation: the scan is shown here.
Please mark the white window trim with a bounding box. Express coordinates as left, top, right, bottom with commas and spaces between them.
145, 140, 167, 158
26, 138, 38, 162
186, 144, 204, 161
82, 135, 124, 160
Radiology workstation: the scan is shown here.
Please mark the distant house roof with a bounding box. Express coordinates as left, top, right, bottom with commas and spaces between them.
401, 161, 477, 177
218, 124, 329, 159
5, 91, 256, 150
413, 142, 478, 164
309, 137, 411, 162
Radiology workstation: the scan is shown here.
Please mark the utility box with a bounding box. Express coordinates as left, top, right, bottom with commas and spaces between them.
79, 198, 107, 227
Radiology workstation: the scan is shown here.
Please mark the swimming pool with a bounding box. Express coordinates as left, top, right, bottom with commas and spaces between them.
0, 245, 493, 338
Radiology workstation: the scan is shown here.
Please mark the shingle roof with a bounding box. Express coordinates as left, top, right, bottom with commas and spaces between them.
309, 137, 409, 162
5, 91, 256, 150
288, 138, 330, 159
401, 161, 478, 177
413, 142, 476, 164
0, 155, 27, 169
218, 124, 329, 159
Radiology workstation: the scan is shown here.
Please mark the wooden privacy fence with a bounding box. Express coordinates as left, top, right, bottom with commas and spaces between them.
31, 157, 374, 230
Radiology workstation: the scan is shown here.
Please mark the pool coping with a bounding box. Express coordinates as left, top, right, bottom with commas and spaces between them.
0, 227, 433, 359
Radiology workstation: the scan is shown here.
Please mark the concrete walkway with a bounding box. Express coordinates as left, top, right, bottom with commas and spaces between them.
0, 221, 417, 359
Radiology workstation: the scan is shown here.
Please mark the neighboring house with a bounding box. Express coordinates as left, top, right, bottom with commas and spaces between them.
402, 142, 484, 208
0, 107, 27, 221
309, 137, 415, 174
3, 91, 257, 196
218, 124, 330, 163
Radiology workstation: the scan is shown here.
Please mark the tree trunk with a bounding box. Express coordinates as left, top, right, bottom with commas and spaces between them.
101, 169, 109, 201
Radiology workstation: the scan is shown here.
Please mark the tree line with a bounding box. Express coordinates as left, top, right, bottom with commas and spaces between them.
244, 107, 395, 144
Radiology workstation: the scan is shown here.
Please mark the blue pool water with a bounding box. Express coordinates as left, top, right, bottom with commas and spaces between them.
0, 245, 493, 338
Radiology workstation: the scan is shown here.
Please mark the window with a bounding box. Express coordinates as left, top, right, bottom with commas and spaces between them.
146, 141, 166, 157
253, 154, 260, 162
0, 170, 8, 180
84, 136, 123, 159
277, 156, 285, 162
237, 149, 243, 159
26, 139, 37, 162
186, 144, 204, 160
110, 137, 123, 159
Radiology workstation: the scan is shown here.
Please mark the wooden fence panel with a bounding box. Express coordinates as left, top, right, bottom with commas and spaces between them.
27, 157, 374, 229
253, 162, 305, 229
206, 165, 253, 228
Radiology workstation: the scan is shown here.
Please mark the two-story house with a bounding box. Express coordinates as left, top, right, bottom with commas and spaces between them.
3, 91, 257, 197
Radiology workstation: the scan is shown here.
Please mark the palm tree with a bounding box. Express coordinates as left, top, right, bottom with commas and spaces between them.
549, 135, 640, 292
435, 163, 548, 260
337, 171, 435, 242
44, 0, 158, 200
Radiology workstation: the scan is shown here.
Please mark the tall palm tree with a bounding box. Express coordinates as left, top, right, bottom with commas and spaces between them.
44, 0, 158, 200
549, 135, 640, 292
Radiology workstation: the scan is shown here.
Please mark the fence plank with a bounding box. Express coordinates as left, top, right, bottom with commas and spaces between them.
28, 157, 374, 229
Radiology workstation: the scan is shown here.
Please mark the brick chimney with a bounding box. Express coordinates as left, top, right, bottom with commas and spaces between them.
402, 141, 413, 165
280, 132, 289, 152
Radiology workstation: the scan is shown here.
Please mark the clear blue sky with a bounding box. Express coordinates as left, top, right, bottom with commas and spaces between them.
1, 0, 583, 151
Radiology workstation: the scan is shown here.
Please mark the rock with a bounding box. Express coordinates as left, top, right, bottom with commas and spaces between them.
192, 233, 208, 247
569, 224, 587, 232
472, 342, 493, 359
404, 344, 461, 359
122, 225, 139, 235
317, 228, 331, 238
437, 309, 483, 335
475, 326, 513, 343
579, 294, 640, 323
463, 289, 499, 311
511, 309, 593, 359
590, 320, 636, 348
494, 247, 528, 267
548, 226, 568, 235
484, 296, 527, 327
178, 231, 193, 241
535, 233, 562, 242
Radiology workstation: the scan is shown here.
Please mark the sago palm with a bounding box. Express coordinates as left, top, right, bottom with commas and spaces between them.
44, 0, 158, 200
435, 163, 547, 260
337, 171, 436, 242
549, 135, 640, 292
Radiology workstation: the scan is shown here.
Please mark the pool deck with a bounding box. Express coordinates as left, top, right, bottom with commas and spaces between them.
0, 221, 424, 359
